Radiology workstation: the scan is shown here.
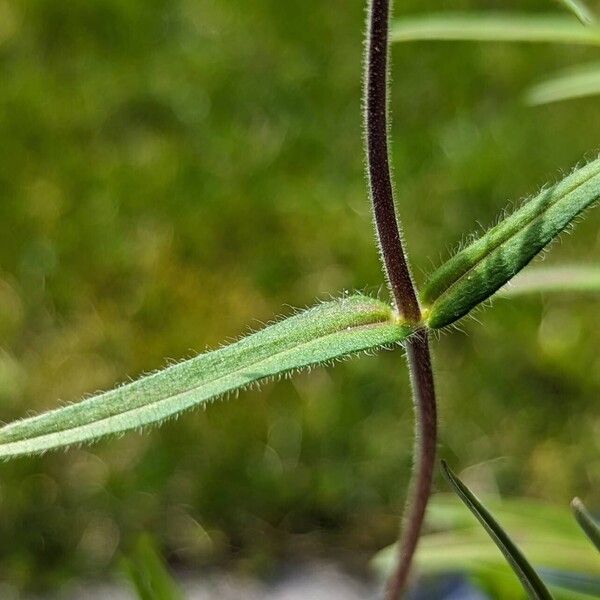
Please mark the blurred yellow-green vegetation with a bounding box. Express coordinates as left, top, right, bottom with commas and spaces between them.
0, 0, 598, 594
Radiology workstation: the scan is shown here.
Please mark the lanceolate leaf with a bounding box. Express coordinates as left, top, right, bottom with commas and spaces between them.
526, 63, 600, 105
441, 461, 554, 600
572, 498, 600, 552
499, 265, 600, 296
422, 157, 600, 329
391, 13, 600, 46
372, 494, 600, 598
122, 535, 183, 600
555, 0, 595, 25
0, 295, 412, 458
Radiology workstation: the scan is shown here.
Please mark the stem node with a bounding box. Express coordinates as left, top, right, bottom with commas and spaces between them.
364, 1, 439, 598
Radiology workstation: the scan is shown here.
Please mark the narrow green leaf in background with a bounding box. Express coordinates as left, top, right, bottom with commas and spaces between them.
499, 265, 600, 296
539, 571, 600, 599
526, 63, 600, 105
572, 498, 600, 552
555, 0, 595, 25
0, 295, 412, 458
441, 461, 554, 600
391, 13, 600, 46
372, 494, 600, 599
422, 157, 600, 329
121, 534, 183, 600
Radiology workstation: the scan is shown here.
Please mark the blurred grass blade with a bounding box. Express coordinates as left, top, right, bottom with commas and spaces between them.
541, 569, 600, 597
391, 13, 600, 45
422, 157, 600, 329
372, 494, 600, 598
122, 534, 183, 600
556, 0, 595, 25
526, 63, 600, 105
441, 461, 554, 600
0, 295, 412, 458
572, 498, 600, 552
499, 265, 600, 296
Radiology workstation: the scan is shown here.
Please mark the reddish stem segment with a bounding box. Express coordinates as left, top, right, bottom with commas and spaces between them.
387, 331, 437, 599
365, 0, 420, 322
364, 1, 438, 598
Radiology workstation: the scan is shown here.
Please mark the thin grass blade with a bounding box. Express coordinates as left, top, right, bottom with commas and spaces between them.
422, 157, 600, 329
373, 494, 600, 598
526, 63, 600, 105
121, 534, 183, 600
540, 569, 600, 598
391, 13, 600, 46
555, 0, 595, 25
499, 265, 600, 296
0, 295, 412, 458
572, 498, 600, 552
441, 461, 554, 600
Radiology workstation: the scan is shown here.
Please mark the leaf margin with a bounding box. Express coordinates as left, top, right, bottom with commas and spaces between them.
572, 497, 600, 552
441, 460, 554, 600
0, 294, 413, 459
421, 157, 600, 329
391, 12, 600, 46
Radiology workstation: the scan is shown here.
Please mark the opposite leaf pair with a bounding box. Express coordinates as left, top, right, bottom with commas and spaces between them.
0, 155, 598, 460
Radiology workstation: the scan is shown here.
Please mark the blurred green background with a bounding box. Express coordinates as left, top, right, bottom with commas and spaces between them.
0, 0, 598, 594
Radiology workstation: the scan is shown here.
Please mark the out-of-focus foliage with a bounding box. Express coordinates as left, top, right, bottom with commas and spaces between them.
556, 0, 595, 25
499, 265, 600, 295
526, 61, 600, 104
374, 494, 600, 599
122, 534, 183, 600
572, 497, 600, 551
391, 12, 600, 45
0, 0, 598, 595
439, 462, 553, 600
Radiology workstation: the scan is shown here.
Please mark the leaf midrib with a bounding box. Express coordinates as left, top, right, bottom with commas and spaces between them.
425, 165, 600, 313
0, 318, 404, 446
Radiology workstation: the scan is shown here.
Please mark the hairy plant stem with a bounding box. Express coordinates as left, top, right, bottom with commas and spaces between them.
365, 1, 438, 597
388, 330, 437, 599
365, 0, 420, 323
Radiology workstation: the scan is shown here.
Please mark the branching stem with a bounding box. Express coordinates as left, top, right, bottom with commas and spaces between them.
364, 1, 438, 597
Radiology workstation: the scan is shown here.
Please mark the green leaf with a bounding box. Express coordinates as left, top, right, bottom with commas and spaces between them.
0, 295, 412, 458
372, 494, 600, 599
555, 0, 595, 25
541, 570, 600, 599
391, 13, 600, 45
121, 534, 183, 600
499, 265, 600, 296
422, 157, 600, 329
572, 497, 600, 552
526, 62, 600, 105
441, 461, 554, 600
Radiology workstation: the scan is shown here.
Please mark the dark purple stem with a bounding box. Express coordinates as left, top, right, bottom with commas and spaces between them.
364, 1, 438, 598
388, 330, 437, 599
365, 0, 419, 322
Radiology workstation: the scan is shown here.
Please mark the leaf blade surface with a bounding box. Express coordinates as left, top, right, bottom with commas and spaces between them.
555, 0, 595, 25
391, 13, 600, 45
526, 63, 600, 105
422, 158, 600, 328
441, 461, 554, 600
0, 295, 411, 458
572, 498, 600, 552
499, 265, 600, 296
